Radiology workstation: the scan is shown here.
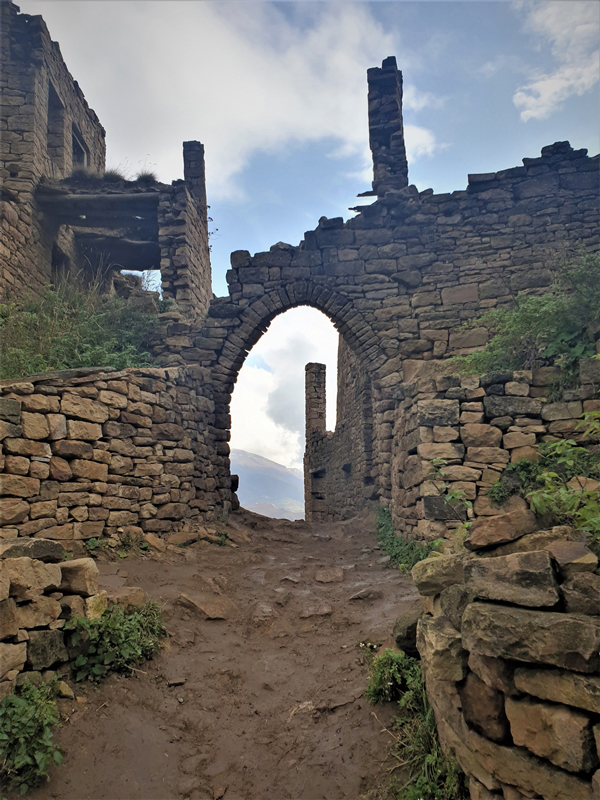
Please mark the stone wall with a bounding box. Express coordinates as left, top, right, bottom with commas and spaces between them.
412, 518, 600, 799
0, 365, 221, 546
0, 0, 106, 298
390, 356, 600, 540
0, 543, 109, 700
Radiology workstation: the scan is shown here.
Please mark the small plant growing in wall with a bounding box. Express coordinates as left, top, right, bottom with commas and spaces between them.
487, 413, 600, 554
374, 509, 442, 573
453, 250, 600, 390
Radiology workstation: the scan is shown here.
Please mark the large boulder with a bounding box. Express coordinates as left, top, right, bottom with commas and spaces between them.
463, 550, 560, 607
465, 509, 538, 550
462, 602, 600, 673
411, 554, 464, 596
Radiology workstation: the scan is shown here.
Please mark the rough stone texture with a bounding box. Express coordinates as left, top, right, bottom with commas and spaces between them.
462, 602, 600, 673
513, 668, 600, 715
392, 599, 422, 657
465, 510, 539, 550
416, 616, 468, 681
0, 642, 27, 677
468, 653, 517, 696
459, 672, 509, 742
562, 573, 600, 615
466, 727, 594, 800
463, 551, 560, 607
411, 554, 464, 596
5, 558, 62, 600
505, 695, 597, 773
544, 540, 598, 580
58, 558, 99, 596
26, 630, 68, 670
0, 538, 65, 563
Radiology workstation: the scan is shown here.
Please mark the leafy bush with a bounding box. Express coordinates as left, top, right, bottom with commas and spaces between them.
0, 680, 62, 794
65, 602, 166, 683
375, 508, 441, 573
0, 274, 159, 380
454, 250, 600, 384
367, 650, 467, 800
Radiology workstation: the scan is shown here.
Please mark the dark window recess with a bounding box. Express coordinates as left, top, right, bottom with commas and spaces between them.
47, 83, 65, 170
342, 463, 352, 475
364, 476, 375, 486
312, 468, 326, 480
72, 125, 89, 169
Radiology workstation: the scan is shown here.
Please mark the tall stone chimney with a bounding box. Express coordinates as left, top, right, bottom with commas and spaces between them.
367, 56, 409, 196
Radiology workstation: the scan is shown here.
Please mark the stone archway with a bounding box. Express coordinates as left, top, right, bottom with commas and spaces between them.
200, 273, 390, 514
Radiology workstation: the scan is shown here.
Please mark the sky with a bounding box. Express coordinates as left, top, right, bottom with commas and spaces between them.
21, 0, 600, 469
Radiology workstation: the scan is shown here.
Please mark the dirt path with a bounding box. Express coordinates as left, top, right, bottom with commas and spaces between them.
31, 510, 420, 800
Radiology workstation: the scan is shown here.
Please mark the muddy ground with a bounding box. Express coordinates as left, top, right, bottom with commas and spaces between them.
30, 509, 421, 800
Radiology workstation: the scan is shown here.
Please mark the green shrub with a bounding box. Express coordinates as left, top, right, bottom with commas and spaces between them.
487, 426, 600, 554
0, 275, 159, 380
375, 508, 441, 573
0, 680, 62, 794
454, 250, 600, 384
65, 602, 166, 683
367, 650, 467, 800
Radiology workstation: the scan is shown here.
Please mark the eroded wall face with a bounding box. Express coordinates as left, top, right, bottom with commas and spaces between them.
0, 0, 106, 300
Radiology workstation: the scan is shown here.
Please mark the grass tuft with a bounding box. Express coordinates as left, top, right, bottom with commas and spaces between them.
0, 272, 159, 380
366, 649, 468, 800
375, 508, 442, 573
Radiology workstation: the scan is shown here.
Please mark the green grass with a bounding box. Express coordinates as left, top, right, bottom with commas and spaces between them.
0, 680, 62, 794
0, 274, 159, 380
366, 649, 467, 800
375, 508, 442, 573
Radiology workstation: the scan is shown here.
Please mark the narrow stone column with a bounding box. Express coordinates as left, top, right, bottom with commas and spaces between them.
183, 140, 208, 225
367, 55, 409, 196
305, 362, 326, 435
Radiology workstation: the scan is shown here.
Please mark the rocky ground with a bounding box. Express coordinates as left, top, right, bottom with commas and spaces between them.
27, 508, 420, 800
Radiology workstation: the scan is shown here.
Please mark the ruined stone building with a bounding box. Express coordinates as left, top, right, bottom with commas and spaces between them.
1, 0, 599, 531
2, 6, 600, 798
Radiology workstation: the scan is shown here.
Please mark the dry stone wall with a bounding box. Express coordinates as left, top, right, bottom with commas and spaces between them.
0, 365, 220, 546
0, 544, 107, 700
412, 518, 600, 800
390, 356, 600, 540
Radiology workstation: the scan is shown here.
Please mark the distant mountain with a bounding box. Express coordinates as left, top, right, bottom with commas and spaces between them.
230, 449, 304, 521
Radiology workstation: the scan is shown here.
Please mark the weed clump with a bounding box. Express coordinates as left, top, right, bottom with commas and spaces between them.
0, 680, 63, 794
453, 250, 600, 390
0, 274, 159, 380
375, 508, 441, 573
366, 649, 467, 800
65, 602, 167, 683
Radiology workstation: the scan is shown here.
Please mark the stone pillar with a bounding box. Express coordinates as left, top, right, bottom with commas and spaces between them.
305, 362, 326, 435
367, 56, 409, 196
183, 140, 208, 225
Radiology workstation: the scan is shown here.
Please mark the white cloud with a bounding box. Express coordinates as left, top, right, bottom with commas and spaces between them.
21, 0, 442, 200
512, 0, 599, 121
230, 308, 339, 469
